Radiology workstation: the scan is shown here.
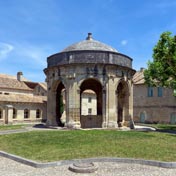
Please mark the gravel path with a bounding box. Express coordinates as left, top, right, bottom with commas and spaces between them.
0, 156, 175, 176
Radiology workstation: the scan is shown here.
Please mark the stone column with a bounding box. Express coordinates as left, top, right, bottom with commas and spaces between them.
46, 90, 58, 126
5, 105, 13, 124
129, 81, 134, 121
102, 86, 107, 128
106, 78, 118, 128
65, 80, 81, 128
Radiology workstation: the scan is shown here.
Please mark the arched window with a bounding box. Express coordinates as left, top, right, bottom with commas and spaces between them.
170, 113, 176, 124
24, 109, 29, 119
140, 112, 146, 123
36, 109, 41, 118
13, 108, 17, 119
0, 109, 2, 119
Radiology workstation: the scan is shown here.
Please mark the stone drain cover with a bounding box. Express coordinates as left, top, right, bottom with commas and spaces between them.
68, 162, 98, 173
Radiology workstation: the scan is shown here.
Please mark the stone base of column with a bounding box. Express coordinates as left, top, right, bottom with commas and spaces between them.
102, 121, 132, 129
107, 121, 118, 128
65, 120, 81, 129
46, 118, 58, 127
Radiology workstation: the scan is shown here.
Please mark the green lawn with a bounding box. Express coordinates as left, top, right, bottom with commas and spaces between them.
0, 130, 175, 162
153, 124, 176, 131
0, 124, 26, 131
137, 123, 176, 131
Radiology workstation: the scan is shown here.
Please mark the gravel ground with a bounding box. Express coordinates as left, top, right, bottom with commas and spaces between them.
0, 156, 175, 176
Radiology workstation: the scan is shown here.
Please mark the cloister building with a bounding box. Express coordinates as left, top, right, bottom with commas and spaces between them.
0, 72, 47, 124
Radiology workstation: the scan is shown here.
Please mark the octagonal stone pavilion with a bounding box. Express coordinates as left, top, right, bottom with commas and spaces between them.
44, 33, 135, 128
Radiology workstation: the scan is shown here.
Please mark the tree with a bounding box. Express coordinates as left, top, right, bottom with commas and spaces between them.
144, 31, 176, 89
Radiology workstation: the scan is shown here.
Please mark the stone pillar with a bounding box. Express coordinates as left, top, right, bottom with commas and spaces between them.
46, 90, 58, 126
65, 81, 81, 128
106, 78, 118, 128
102, 86, 107, 128
5, 105, 13, 124
129, 81, 133, 120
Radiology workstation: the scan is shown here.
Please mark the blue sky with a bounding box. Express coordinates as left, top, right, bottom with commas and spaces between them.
0, 0, 176, 82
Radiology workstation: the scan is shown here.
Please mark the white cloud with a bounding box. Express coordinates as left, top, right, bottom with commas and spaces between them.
13, 43, 47, 67
0, 42, 14, 59
121, 40, 128, 46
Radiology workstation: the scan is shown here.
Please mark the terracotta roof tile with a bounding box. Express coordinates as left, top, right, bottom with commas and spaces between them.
38, 82, 47, 90
0, 75, 32, 91
133, 71, 145, 84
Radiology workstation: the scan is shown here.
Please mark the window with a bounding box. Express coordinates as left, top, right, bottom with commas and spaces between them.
88, 108, 92, 115
170, 113, 176, 124
0, 109, 2, 119
13, 108, 17, 119
24, 109, 29, 119
36, 109, 41, 118
88, 97, 92, 103
158, 87, 163, 97
140, 112, 146, 123
148, 87, 153, 97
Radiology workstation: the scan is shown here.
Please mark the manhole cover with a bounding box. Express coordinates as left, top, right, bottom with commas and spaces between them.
69, 162, 98, 173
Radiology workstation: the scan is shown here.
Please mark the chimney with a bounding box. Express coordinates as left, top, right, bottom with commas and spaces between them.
140, 67, 145, 72
17, 71, 23, 81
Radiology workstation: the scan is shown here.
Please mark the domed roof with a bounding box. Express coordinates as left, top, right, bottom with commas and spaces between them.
62, 33, 118, 53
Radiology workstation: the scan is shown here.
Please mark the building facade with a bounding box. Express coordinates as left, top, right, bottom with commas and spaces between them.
44, 33, 135, 128
133, 68, 176, 124
0, 72, 47, 124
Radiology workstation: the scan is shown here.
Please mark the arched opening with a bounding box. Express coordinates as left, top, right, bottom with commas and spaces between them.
24, 109, 29, 119
81, 89, 97, 115
56, 81, 65, 127
13, 108, 17, 119
36, 109, 41, 119
0, 108, 3, 119
80, 78, 102, 128
116, 81, 129, 127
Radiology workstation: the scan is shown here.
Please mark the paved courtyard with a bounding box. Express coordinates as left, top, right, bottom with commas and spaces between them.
0, 156, 175, 176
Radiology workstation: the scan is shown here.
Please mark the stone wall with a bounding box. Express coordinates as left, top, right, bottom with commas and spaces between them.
133, 84, 176, 124
0, 102, 47, 125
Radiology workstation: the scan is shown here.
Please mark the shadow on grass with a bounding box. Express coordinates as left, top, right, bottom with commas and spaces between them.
156, 129, 176, 135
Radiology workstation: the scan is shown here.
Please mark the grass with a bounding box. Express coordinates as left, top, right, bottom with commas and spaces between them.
0, 124, 27, 131
137, 123, 176, 131
0, 130, 175, 162
153, 124, 176, 131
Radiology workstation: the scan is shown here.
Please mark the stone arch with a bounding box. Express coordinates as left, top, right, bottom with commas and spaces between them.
56, 81, 65, 126
116, 80, 129, 126
80, 78, 103, 128
51, 79, 66, 92
115, 79, 131, 96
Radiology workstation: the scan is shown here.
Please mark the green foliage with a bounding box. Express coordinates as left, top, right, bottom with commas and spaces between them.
0, 130, 175, 162
59, 95, 64, 114
144, 31, 176, 89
